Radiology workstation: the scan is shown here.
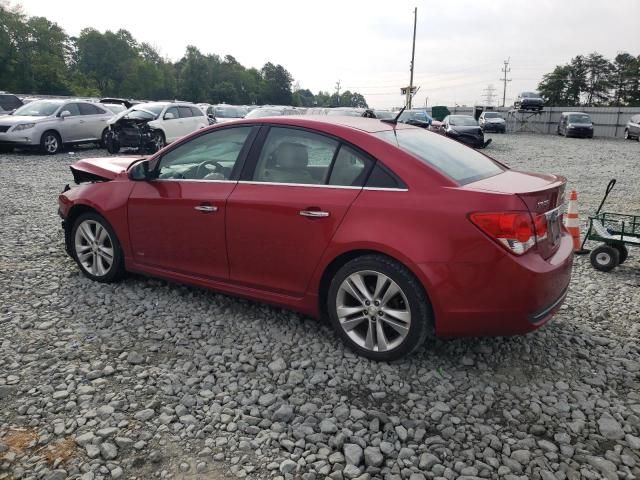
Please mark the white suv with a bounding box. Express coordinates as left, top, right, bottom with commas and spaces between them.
106, 102, 208, 153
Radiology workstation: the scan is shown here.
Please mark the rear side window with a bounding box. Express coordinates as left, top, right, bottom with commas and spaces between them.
376, 129, 503, 185
190, 106, 204, 117
365, 164, 406, 189
0, 94, 22, 110
328, 145, 372, 187
178, 106, 193, 118
78, 103, 105, 115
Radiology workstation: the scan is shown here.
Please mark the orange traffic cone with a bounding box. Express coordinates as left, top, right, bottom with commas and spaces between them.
564, 190, 588, 254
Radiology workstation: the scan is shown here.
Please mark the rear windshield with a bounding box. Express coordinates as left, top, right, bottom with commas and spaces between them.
376, 129, 504, 184
483, 112, 502, 118
568, 114, 591, 124
0, 94, 22, 110
449, 116, 478, 126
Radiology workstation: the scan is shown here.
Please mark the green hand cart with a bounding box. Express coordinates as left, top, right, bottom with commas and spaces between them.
580, 179, 639, 272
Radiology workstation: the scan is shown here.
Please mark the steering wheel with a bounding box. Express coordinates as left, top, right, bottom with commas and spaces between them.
195, 160, 225, 179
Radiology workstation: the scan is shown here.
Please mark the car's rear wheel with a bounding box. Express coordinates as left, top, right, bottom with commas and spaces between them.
71, 212, 125, 283
100, 128, 109, 148
40, 131, 61, 155
590, 245, 619, 272
106, 132, 120, 154
327, 255, 431, 361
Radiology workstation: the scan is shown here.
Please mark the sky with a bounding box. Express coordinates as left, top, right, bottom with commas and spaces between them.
15, 0, 640, 109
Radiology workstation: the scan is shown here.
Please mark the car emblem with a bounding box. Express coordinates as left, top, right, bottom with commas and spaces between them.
537, 199, 550, 210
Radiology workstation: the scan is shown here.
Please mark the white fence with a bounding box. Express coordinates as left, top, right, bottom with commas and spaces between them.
427, 106, 639, 139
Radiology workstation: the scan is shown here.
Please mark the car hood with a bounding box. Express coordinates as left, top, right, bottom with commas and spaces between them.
0, 115, 48, 124
70, 156, 148, 183
214, 117, 242, 123
450, 125, 482, 133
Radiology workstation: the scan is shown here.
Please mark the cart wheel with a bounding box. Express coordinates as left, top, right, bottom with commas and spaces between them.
590, 245, 620, 272
612, 244, 629, 264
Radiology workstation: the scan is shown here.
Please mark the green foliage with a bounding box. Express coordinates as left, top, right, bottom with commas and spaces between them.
0, 4, 370, 108
538, 52, 640, 106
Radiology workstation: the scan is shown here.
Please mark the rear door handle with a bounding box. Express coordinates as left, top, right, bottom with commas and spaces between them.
194, 205, 218, 213
299, 210, 329, 218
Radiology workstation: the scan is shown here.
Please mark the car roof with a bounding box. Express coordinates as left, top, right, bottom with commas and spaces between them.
230, 115, 416, 134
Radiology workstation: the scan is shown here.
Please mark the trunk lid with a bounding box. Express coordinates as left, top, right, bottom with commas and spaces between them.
466, 170, 567, 258
70, 156, 147, 183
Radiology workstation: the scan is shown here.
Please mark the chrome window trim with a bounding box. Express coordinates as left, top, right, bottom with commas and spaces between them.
152, 178, 237, 184
237, 180, 408, 192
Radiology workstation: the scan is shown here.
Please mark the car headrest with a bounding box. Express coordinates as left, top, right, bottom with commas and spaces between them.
274, 142, 308, 169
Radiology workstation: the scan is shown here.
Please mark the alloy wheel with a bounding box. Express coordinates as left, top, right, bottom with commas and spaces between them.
74, 220, 114, 277
44, 135, 59, 153
335, 270, 411, 352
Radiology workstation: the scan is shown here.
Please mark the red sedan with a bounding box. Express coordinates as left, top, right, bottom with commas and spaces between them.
58, 116, 573, 360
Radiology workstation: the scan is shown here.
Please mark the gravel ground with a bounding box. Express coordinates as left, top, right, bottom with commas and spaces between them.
1, 133, 639, 480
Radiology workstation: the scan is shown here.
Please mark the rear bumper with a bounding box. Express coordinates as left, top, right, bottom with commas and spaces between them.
421, 231, 574, 337
482, 124, 506, 132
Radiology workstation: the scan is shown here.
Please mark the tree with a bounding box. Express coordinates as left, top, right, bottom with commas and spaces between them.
260, 62, 293, 105
612, 53, 640, 106
583, 52, 614, 105
538, 65, 571, 106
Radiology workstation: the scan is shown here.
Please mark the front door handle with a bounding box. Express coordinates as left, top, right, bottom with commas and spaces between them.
194, 205, 218, 213
299, 210, 329, 218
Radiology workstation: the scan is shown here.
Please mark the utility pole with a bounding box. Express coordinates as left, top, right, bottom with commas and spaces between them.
335, 80, 341, 106
500, 58, 512, 107
407, 7, 417, 109
482, 84, 497, 106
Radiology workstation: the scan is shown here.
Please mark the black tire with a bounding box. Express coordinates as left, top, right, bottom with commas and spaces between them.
624, 129, 630, 140
100, 128, 109, 148
590, 245, 619, 272
70, 212, 125, 283
612, 244, 629, 264
0, 145, 13, 153
106, 133, 120, 154
147, 130, 165, 153
327, 254, 432, 361
40, 130, 62, 155
557, 127, 562, 136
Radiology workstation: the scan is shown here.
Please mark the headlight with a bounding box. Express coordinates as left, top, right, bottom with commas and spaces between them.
13, 123, 35, 131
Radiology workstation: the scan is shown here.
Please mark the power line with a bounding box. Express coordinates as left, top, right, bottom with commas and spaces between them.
500, 58, 512, 107
482, 84, 497, 106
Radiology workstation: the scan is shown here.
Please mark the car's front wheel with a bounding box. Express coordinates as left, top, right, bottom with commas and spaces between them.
41, 131, 61, 155
71, 212, 125, 282
327, 255, 432, 361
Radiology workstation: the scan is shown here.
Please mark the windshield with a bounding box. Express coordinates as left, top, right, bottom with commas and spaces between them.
102, 104, 126, 114
483, 112, 502, 119
214, 106, 244, 118
245, 108, 284, 118
522, 92, 541, 98
13, 100, 62, 117
568, 114, 591, 124
327, 109, 362, 117
124, 103, 165, 120
375, 111, 394, 120
449, 116, 478, 126
376, 129, 503, 184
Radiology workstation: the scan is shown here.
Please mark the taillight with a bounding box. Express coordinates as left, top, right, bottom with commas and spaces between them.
470, 211, 546, 255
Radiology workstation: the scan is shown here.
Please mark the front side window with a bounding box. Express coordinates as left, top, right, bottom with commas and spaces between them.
164, 107, 179, 120
253, 127, 338, 185
62, 103, 82, 116
157, 127, 254, 181
376, 129, 504, 185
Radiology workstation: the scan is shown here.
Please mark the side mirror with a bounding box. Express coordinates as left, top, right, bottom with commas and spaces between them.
164, 112, 175, 120
59, 110, 71, 119
129, 160, 151, 181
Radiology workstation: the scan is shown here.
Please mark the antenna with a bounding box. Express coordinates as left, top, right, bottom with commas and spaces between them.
381, 106, 406, 126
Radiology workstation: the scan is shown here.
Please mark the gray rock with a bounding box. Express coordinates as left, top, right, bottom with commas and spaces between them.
280, 459, 297, 474
598, 416, 625, 440
364, 446, 384, 467
100, 442, 118, 460
344, 443, 363, 466
419, 452, 439, 469
126, 351, 145, 364
272, 404, 294, 423
269, 358, 287, 372
134, 408, 155, 421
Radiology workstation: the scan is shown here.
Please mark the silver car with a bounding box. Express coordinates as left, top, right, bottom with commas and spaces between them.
0, 99, 114, 154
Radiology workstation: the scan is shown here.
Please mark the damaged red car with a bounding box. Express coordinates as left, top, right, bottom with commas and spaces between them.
58, 116, 573, 360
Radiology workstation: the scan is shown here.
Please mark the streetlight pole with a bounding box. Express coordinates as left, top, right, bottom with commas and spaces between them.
407, 7, 417, 109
